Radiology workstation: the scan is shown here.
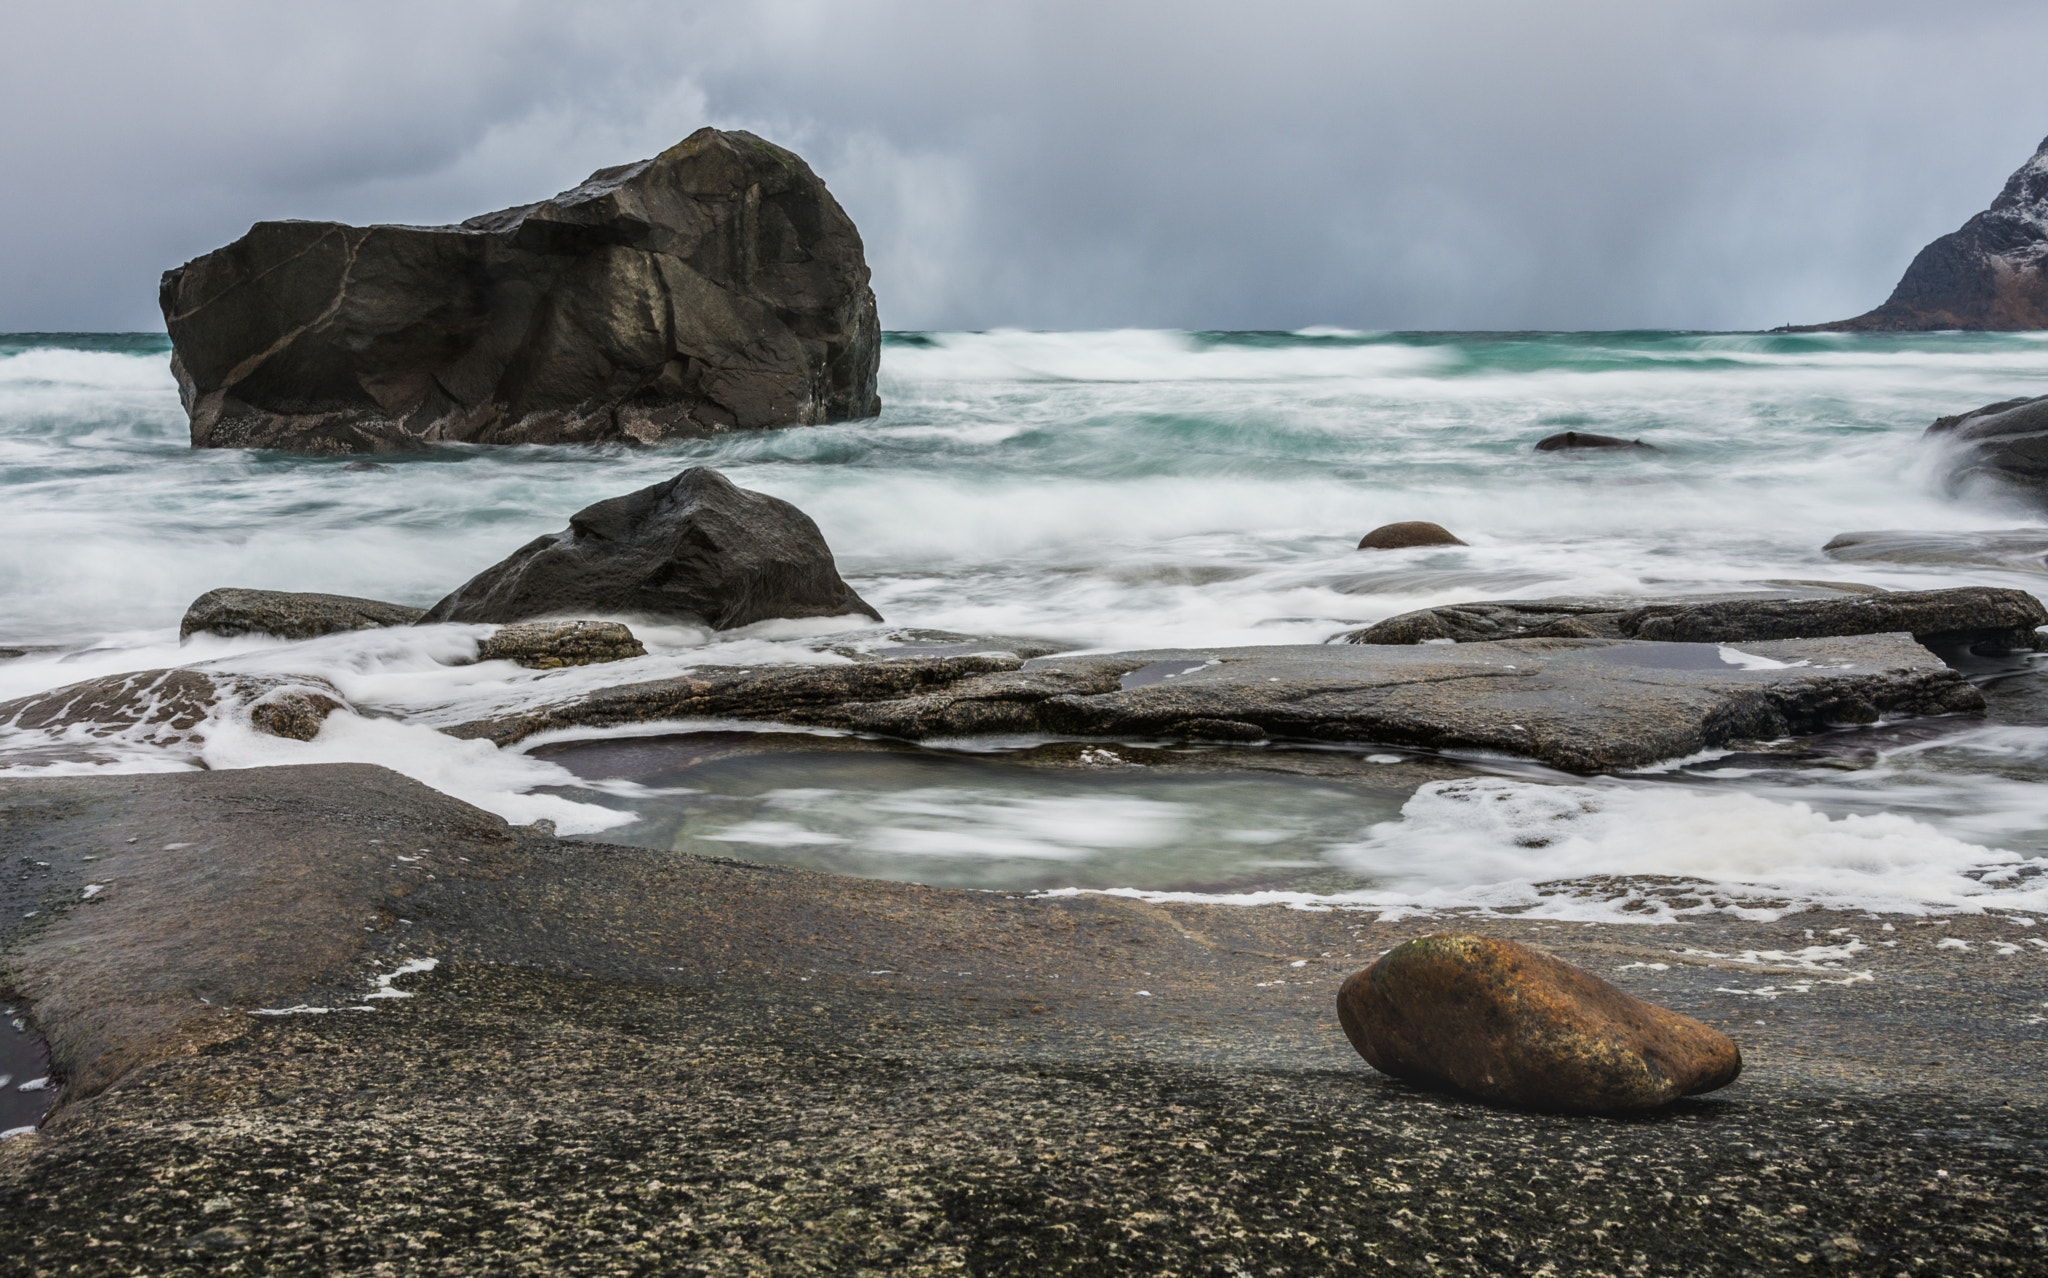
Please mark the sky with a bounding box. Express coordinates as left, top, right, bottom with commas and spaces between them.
5, 1, 2048, 333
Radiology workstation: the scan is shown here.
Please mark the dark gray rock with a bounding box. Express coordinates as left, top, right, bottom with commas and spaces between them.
1356, 521, 1466, 550
181, 588, 425, 641
1342, 586, 2048, 653
161, 128, 879, 454
475, 620, 647, 669
1923, 394, 2048, 504
1781, 136, 2048, 332
1534, 431, 1653, 452
446, 633, 1983, 774
420, 467, 881, 629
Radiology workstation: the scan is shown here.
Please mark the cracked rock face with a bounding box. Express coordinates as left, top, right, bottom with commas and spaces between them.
160, 128, 880, 454
1786, 135, 2048, 332
1337, 933, 1742, 1112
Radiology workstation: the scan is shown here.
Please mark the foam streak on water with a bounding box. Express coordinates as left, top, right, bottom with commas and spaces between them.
5, 328, 2048, 915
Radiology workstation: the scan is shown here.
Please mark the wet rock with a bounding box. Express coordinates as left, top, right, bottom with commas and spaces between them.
0, 669, 350, 754
341, 461, 393, 473
1781, 135, 2048, 332
1343, 585, 2048, 653
1336, 932, 1741, 1111
180, 588, 425, 641
476, 620, 647, 669
245, 688, 346, 741
1356, 521, 1467, 550
1923, 394, 2048, 506
1534, 431, 1654, 452
420, 467, 881, 629
447, 632, 1983, 774
1823, 527, 2048, 570
161, 127, 879, 454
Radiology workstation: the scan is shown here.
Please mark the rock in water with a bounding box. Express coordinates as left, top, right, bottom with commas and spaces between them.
160, 128, 880, 454
1783, 136, 2048, 332
1336, 933, 1741, 1112
1533, 431, 1653, 452
1356, 521, 1467, 550
181, 589, 426, 641
421, 467, 882, 628
1924, 394, 2048, 505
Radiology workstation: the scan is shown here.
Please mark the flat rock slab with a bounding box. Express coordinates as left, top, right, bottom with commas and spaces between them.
179, 588, 424, 640
1824, 528, 2048, 571
1, 765, 2043, 1275
1342, 584, 2048, 650
450, 633, 1982, 773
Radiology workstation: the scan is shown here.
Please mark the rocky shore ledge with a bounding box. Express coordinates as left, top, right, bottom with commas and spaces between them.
1, 764, 2042, 1274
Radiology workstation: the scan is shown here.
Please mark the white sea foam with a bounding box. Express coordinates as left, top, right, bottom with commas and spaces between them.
7, 331, 2048, 913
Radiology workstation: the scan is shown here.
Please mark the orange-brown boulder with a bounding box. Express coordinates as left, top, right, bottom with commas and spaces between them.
1336, 932, 1740, 1112
1356, 521, 1467, 550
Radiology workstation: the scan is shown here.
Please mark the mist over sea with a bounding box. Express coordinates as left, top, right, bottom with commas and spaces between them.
5, 327, 2048, 921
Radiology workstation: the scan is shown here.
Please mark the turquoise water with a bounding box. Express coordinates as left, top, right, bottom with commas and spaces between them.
3, 328, 2048, 915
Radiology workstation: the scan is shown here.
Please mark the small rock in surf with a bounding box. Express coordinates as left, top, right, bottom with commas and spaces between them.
1356, 521, 1467, 550
1534, 431, 1655, 452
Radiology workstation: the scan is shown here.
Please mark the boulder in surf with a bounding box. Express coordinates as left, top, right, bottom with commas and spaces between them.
1336, 932, 1741, 1111
421, 467, 881, 629
1356, 521, 1467, 550
160, 128, 880, 454
1923, 394, 2048, 507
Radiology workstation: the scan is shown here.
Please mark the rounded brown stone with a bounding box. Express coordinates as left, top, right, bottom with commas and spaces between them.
1336, 932, 1741, 1112
1356, 521, 1467, 551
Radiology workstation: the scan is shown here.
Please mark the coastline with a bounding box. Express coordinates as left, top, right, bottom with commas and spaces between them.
3, 764, 2042, 1273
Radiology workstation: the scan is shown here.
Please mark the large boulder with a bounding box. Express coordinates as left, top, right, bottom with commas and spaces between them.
1343, 586, 2048, 653
421, 467, 881, 629
160, 128, 880, 454
180, 588, 425, 641
1336, 933, 1741, 1112
1781, 135, 2048, 332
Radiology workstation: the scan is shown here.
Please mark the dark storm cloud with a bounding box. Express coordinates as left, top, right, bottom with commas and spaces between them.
5, 1, 2047, 331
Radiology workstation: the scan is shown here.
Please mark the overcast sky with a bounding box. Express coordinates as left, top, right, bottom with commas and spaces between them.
6, 1, 2047, 332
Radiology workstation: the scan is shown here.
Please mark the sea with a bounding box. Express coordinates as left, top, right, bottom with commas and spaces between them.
5, 328, 2048, 925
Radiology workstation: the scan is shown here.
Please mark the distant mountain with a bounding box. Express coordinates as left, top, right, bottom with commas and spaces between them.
1781, 135, 2048, 332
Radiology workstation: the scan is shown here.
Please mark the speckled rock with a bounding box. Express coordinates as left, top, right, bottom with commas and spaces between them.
244, 687, 345, 741
1357, 521, 1467, 550
180, 588, 424, 641
476, 620, 647, 669
1337, 932, 1742, 1112
0, 669, 350, 754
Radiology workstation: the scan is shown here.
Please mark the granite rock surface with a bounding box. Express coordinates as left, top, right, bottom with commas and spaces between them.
179, 588, 425, 641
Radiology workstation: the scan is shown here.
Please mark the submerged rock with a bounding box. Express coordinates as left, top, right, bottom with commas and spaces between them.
446, 632, 1982, 774
1923, 394, 2048, 506
1356, 521, 1467, 550
421, 467, 881, 629
181, 589, 425, 641
476, 621, 647, 669
1823, 527, 2048, 570
1781, 135, 2048, 332
161, 128, 880, 454
0, 669, 349, 751
1533, 431, 1654, 452
1342, 585, 2048, 653
1336, 932, 1741, 1112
